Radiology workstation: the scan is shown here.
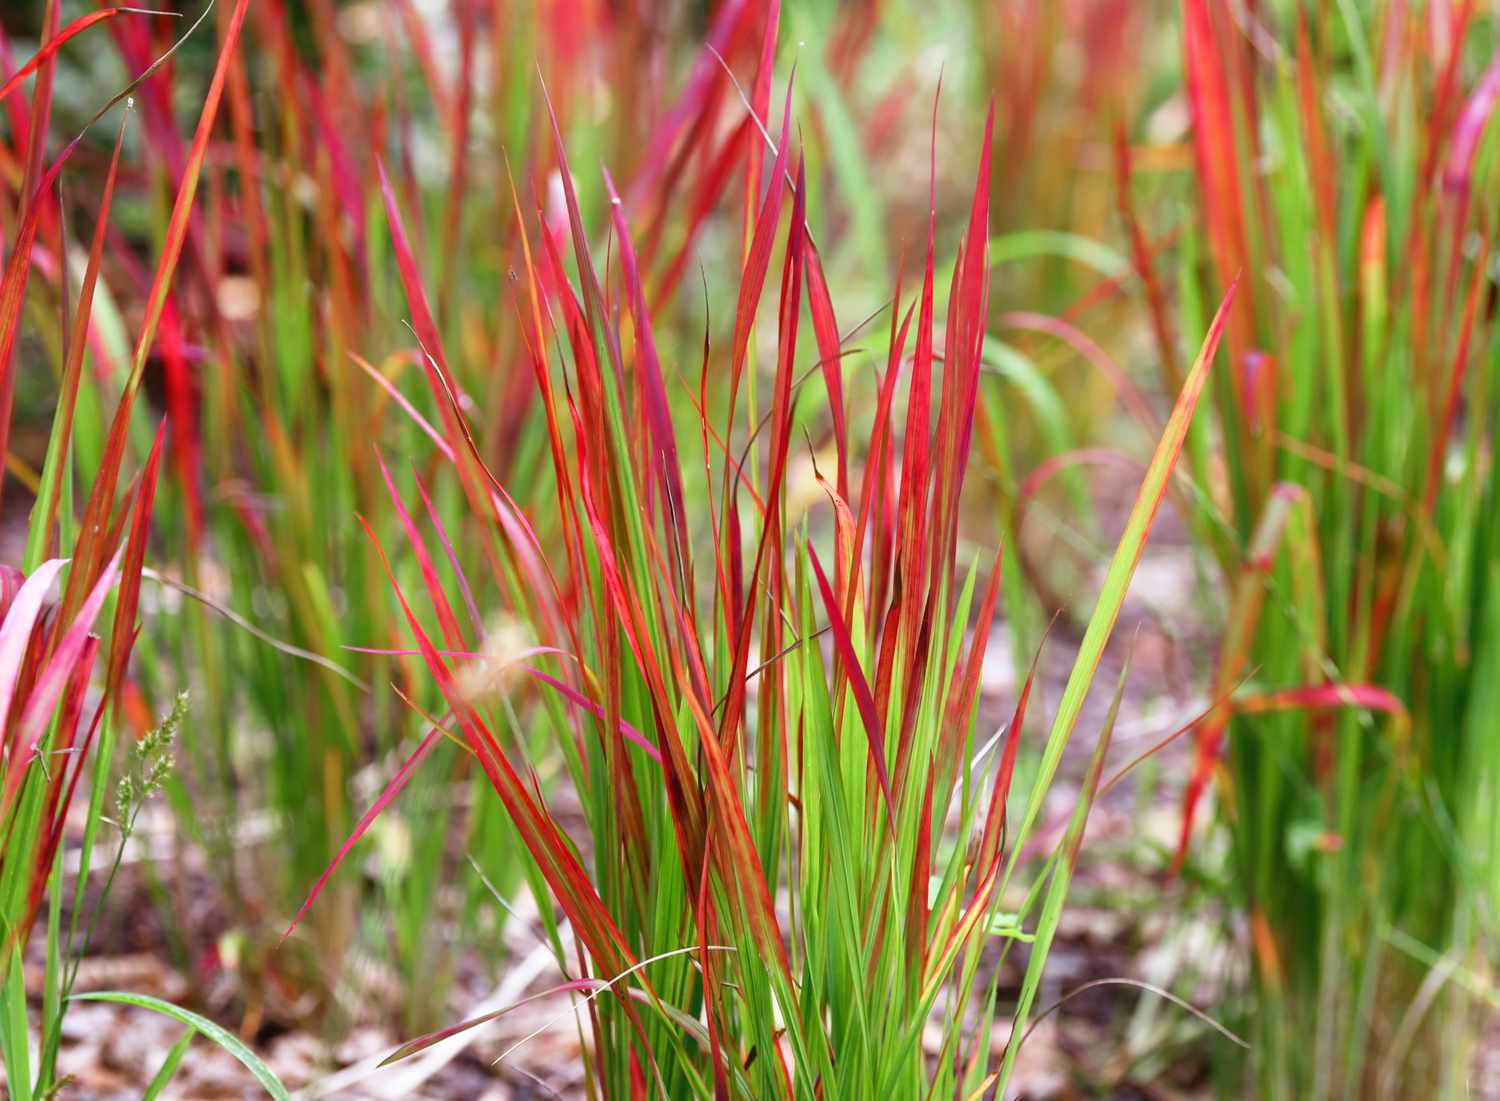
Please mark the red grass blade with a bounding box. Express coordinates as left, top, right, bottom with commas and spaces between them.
1183, 0, 1254, 363
525, 668, 663, 765
375, 451, 466, 651
809, 543, 897, 841
1442, 48, 1500, 290
34, 109, 130, 559
804, 241, 849, 498
603, 168, 690, 579
975, 645, 1040, 886
0, 9, 166, 105
104, 420, 165, 710
936, 542, 1005, 788
283, 727, 443, 941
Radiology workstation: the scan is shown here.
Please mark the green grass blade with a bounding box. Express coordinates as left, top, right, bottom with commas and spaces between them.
1004, 279, 1237, 880
140, 1027, 195, 1101
69, 992, 290, 1101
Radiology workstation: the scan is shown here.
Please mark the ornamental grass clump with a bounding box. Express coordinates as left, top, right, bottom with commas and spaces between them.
289, 9, 1238, 1091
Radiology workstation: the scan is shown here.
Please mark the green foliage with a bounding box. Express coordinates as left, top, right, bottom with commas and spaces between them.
1166, 2, 1500, 1095
70, 991, 291, 1100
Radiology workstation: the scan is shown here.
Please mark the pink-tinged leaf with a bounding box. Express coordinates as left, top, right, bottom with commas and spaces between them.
302, 66, 369, 274
18, 635, 100, 942
124, 0, 251, 398
626, 0, 754, 210
350, 351, 455, 461
284, 727, 444, 942
726, 77, 795, 426
0, 567, 22, 621
1233, 683, 1407, 719
739, 0, 781, 252
0, 559, 68, 733
804, 241, 849, 498
344, 647, 484, 658
36, 108, 130, 560
375, 450, 465, 651
936, 541, 1005, 784
648, 118, 750, 308
358, 518, 642, 984
714, 152, 809, 761
109, 15, 185, 181
896, 89, 940, 628
377, 160, 456, 394
1442, 48, 1500, 198
936, 101, 994, 561
412, 467, 482, 636
905, 771, 936, 982
58, 0, 251, 612
380, 979, 606, 1066
1183, 0, 1254, 361
537, 76, 612, 365
159, 296, 202, 548
20, 0, 65, 270
526, 668, 663, 765
603, 168, 689, 576
855, 290, 915, 621
1, 548, 123, 823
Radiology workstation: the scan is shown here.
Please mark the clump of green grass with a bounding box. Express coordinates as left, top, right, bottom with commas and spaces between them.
1159, 2, 1500, 1094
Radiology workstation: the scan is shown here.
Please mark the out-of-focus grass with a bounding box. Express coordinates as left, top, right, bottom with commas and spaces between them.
0, 4, 246, 1096
1160, 3, 1500, 1095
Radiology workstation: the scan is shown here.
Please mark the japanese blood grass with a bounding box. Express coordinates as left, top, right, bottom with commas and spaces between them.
42, 0, 824, 1032
35, 0, 1114, 1042
280, 28, 1239, 1083
1, 1, 1147, 1044
67, 0, 1043, 1036
1160, 2, 1500, 1095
